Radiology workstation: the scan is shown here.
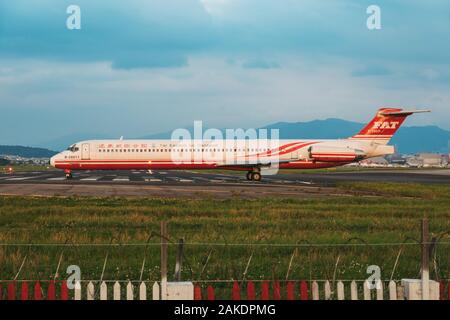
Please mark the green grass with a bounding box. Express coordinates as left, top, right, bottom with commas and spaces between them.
0, 182, 449, 287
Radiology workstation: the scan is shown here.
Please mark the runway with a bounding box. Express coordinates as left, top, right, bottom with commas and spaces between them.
0, 169, 448, 198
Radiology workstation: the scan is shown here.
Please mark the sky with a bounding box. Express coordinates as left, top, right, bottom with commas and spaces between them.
0, 0, 449, 148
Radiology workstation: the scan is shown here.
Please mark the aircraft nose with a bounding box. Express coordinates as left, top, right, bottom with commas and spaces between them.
50, 155, 56, 167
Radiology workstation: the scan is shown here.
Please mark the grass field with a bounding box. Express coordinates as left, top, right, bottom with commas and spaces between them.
0, 182, 448, 289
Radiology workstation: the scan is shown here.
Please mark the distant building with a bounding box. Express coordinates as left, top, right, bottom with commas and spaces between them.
0, 158, 10, 165
405, 153, 447, 167
385, 153, 407, 165
405, 156, 422, 167
0, 154, 49, 166
359, 156, 389, 167
417, 153, 444, 167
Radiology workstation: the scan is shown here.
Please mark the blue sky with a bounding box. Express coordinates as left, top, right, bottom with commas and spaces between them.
0, 0, 449, 147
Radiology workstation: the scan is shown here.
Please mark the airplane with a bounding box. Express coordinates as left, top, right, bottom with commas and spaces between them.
50, 108, 430, 181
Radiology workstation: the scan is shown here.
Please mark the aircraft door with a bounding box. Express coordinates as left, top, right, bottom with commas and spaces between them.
81, 143, 90, 160
291, 150, 299, 160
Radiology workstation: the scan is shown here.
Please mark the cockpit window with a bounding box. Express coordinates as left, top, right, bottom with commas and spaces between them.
66, 145, 79, 152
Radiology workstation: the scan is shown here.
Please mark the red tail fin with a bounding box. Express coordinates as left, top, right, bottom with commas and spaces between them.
351, 108, 430, 143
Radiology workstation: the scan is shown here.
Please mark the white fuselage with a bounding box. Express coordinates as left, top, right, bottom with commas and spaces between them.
50, 138, 393, 171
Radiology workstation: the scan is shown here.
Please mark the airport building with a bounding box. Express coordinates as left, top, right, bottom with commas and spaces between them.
0, 154, 50, 166
405, 153, 448, 168
359, 156, 389, 167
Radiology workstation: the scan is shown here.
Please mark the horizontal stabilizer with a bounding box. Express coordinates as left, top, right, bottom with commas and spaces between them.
379, 109, 430, 116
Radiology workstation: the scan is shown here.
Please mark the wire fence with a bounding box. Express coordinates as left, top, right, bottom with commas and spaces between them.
0, 231, 449, 284
1, 241, 449, 247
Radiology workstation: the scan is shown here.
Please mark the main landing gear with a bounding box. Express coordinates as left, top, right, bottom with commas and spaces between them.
246, 170, 262, 182
64, 169, 73, 179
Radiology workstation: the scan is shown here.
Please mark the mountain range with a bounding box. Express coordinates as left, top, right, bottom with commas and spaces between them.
140, 118, 450, 154
0, 145, 57, 158
2, 118, 449, 157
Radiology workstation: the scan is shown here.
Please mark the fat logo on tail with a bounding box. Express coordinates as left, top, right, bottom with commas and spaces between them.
350, 107, 430, 144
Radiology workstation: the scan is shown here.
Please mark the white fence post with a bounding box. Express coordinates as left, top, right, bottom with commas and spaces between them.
74, 281, 82, 300
389, 281, 397, 300
113, 281, 121, 300
126, 281, 134, 300
363, 280, 371, 300
139, 282, 147, 300
67, 278, 402, 301
396, 284, 404, 300
337, 281, 345, 300
87, 281, 95, 300
324, 281, 331, 300
376, 280, 383, 300
350, 281, 358, 300
153, 282, 160, 300
312, 281, 319, 300
100, 281, 108, 300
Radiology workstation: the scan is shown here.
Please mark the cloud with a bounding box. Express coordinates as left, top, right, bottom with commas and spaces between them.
242, 60, 280, 69
0, 0, 214, 69
0, 57, 448, 147
111, 53, 188, 70
200, 0, 230, 16
1, 1, 449, 69
352, 65, 391, 77
0, 0, 450, 145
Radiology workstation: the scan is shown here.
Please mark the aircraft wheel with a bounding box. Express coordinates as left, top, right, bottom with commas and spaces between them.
65, 173, 73, 179
251, 172, 262, 182
246, 172, 252, 180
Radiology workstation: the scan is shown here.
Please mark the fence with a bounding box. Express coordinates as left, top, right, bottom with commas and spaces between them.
193, 280, 450, 300
1, 279, 449, 300
1, 220, 448, 300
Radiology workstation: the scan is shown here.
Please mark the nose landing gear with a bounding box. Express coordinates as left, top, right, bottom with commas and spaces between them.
64, 169, 73, 179
246, 170, 262, 182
